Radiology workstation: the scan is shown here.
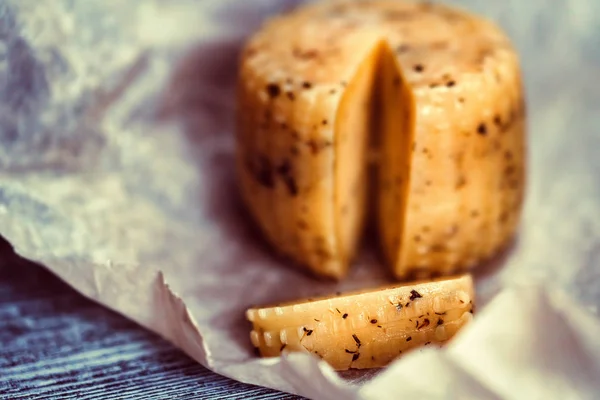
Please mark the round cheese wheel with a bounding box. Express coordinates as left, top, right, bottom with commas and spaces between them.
236, 0, 526, 279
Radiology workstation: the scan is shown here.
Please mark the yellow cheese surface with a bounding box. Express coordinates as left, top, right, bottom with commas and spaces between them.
236, 0, 526, 279
247, 274, 475, 370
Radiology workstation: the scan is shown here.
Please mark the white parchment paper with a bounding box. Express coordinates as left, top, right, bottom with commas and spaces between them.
1, 0, 600, 398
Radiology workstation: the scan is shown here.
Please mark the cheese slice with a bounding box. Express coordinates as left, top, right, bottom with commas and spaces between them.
236, 0, 526, 279
247, 274, 474, 370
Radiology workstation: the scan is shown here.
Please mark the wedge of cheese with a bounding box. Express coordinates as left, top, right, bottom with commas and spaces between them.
247, 274, 474, 370
236, 0, 526, 279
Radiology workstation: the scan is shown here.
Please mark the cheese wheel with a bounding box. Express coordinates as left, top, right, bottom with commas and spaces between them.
236, 0, 526, 279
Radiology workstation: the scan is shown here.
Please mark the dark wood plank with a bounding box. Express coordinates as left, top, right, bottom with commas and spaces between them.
0, 242, 302, 400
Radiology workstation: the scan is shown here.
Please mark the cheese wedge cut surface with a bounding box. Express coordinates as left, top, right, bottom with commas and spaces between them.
246, 274, 474, 370
236, 0, 526, 279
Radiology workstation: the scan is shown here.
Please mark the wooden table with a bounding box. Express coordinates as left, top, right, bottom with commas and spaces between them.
0, 245, 301, 399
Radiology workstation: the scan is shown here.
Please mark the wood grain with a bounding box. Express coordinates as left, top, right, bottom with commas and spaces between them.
0, 245, 303, 400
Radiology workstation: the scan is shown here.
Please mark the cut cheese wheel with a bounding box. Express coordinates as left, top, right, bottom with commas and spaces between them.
246, 274, 475, 370
236, 0, 526, 279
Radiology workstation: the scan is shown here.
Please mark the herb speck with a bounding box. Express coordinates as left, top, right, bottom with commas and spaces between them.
417, 318, 430, 329
397, 44, 411, 53
409, 290, 422, 301
266, 83, 281, 98
477, 123, 487, 136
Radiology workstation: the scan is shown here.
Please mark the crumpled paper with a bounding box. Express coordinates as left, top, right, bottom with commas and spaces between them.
1, 0, 600, 398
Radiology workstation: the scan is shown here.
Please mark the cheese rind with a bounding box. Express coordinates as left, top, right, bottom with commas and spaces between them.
246, 275, 475, 370
236, 0, 526, 278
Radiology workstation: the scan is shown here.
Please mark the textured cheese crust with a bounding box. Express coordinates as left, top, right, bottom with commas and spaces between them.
236, 0, 526, 279
247, 275, 475, 370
